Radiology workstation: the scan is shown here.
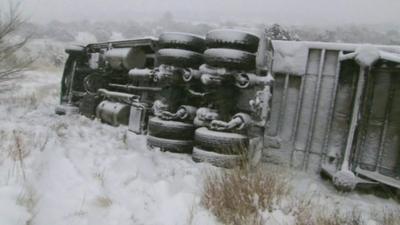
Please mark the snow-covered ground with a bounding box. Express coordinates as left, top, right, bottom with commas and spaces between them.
0, 71, 398, 225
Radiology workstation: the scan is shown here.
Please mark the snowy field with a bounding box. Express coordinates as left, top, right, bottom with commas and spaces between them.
0, 71, 399, 225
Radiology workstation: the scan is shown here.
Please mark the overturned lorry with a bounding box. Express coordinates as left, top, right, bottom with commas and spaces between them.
57, 29, 400, 192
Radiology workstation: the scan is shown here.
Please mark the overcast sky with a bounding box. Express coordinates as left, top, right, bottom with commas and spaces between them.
7, 0, 400, 25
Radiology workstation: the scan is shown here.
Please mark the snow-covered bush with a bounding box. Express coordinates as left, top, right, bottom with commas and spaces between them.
16, 38, 67, 70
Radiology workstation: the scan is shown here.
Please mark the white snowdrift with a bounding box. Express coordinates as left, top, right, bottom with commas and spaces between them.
0, 71, 218, 225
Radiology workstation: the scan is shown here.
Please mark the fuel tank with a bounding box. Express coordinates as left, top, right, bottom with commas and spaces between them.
96, 100, 130, 126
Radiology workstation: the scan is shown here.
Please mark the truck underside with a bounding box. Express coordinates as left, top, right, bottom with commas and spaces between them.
57, 29, 400, 192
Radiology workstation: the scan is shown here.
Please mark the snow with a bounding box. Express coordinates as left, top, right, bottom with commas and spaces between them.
261, 209, 294, 225
14, 38, 67, 69
160, 32, 205, 40
0, 186, 31, 225
207, 29, 260, 40
109, 32, 125, 41
271, 40, 400, 75
204, 48, 254, 59
0, 70, 398, 225
333, 170, 357, 191
272, 41, 309, 75
75, 32, 98, 45
354, 45, 381, 67
195, 127, 247, 139
0, 71, 217, 225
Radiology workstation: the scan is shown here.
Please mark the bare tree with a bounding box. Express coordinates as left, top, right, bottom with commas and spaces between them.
0, 1, 31, 82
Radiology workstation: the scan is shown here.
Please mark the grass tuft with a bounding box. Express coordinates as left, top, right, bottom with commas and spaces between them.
201, 166, 290, 225
95, 195, 113, 208
293, 198, 366, 225
378, 209, 400, 225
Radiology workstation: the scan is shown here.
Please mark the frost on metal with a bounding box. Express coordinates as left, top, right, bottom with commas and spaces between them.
340, 44, 400, 67
354, 45, 381, 67
271, 41, 308, 75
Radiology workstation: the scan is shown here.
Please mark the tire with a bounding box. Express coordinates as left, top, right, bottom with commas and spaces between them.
147, 135, 193, 153
148, 117, 194, 140
79, 93, 102, 119
192, 147, 240, 168
206, 29, 260, 53
83, 73, 107, 94
194, 127, 249, 154
204, 48, 256, 70
156, 49, 203, 68
159, 32, 206, 53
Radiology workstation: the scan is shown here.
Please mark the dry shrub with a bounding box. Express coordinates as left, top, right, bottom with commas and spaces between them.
95, 195, 112, 208
314, 209, 362, 225
51, 122, 69, 137
8, 130, 30, 180
17, 185, 38, 224
0, 93, 38, 109
379, 209, 400, 225
186, 203, 196, 225
4, 128, 48, 181
201, 166, 290, 225
93, 170, 106, 187
293, 200, 363, 225
9, 130, 30, 161
294, 205, 400, 225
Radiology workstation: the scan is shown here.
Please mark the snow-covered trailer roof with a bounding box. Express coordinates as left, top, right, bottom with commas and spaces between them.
271, 40, 400, 75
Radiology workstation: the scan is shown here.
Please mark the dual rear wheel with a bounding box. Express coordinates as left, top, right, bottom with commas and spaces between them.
147, 119, 250, 168
149, 30, 257, 166
147, 117, 194, 153
156, 30, 260, 71
192, 127, 249, 168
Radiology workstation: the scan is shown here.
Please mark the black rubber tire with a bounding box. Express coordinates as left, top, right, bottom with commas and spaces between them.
147, 135, 193, 153
159, 32, 206, 53
192, 147, 240, 168
156, 49, 203, 68
204, 48, 256, 71
148, 117, 195, 140
79, 93, 102, 119
206, 29, 260, 53
194, 127, 249, 154
83, 73, 107, 94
